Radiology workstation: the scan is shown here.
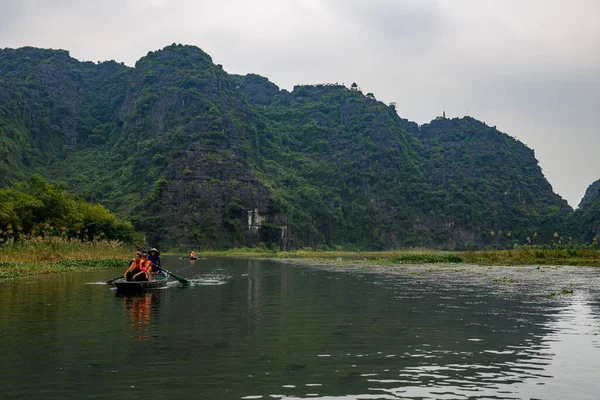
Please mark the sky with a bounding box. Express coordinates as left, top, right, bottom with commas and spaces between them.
1, 0, 598, 207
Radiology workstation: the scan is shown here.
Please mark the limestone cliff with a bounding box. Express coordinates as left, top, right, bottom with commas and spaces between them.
578, 179, 600, 210
0, 44, 575, 250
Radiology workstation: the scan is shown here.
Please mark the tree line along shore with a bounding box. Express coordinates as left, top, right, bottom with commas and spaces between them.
1, 176, 598, 279
3, 245, 599, 280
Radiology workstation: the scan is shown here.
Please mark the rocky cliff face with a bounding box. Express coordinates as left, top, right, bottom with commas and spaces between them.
0, 44, 575, 250
563, 179, 600, 243
0, 47, 131, 184
412, 117, 571, 246
113, 45, 291, 249
579, 179, 600, 210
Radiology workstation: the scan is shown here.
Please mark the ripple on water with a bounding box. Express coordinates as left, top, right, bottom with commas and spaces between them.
189, 276, 229, 285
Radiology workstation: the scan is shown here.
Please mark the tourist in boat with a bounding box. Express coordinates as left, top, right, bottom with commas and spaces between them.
148, 248, 165, 276
131, 253, 152, 281
124, 251, 143, 281
188, 251, 196, 260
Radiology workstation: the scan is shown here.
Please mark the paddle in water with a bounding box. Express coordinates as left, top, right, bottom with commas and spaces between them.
161, 268, 191, 287
106, 276, 123, 285
106, 260, 133, 284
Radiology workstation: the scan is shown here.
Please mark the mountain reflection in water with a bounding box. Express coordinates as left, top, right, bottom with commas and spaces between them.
1, 257, 599, 399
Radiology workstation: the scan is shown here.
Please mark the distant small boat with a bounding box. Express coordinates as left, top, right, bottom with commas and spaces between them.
114, 274, 168, 294
188, 255, 198, 260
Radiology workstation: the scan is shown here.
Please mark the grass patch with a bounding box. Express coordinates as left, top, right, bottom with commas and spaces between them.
461, 248, 600, 266
0, 259, 129, 279
195, 246, 600, 266
387, 254, 463, 264
0, 237, 133, 279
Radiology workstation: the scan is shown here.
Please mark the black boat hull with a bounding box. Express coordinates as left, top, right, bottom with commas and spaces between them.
114, 276, 168, 293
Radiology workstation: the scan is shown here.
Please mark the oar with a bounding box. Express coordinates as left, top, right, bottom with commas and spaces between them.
106, 276, 123, 285
161, 268, 191, 287
107, 261, 133, 284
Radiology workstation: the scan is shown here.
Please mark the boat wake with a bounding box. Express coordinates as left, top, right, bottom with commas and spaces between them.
189, 274, 229, 286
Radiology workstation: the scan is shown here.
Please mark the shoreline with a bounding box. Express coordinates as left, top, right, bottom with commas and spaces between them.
0, 258, 128, 279
196, 248, 600, 267
0, 237, 134, 279
3, 247, 599, 280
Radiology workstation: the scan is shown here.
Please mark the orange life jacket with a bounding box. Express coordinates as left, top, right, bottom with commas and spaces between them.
124, 258, 139, 278
139, 259, 151, 272
140, 259, 152, 279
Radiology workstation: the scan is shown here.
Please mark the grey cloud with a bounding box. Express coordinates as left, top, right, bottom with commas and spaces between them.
0, 1, 25, 35
323, 0, 447, 52
472, 71, 600, 124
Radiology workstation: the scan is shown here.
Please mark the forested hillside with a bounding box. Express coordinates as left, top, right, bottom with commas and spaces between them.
0, 44, 582, 250
563, 179, 600, 245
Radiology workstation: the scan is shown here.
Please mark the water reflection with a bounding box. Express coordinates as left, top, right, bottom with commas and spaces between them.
121, 292, 162, 341
333, 296, 599, 400
2, 260, 600, 399
247, 260, 265, 328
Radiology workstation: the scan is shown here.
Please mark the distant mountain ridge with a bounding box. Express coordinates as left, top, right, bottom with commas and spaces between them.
0, 44, 589, 250
579, 179, 600, 210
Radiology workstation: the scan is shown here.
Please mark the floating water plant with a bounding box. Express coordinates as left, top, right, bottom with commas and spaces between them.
388, 254, 463, 264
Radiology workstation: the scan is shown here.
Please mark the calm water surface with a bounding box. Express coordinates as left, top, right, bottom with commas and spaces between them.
1, 257, 600, 399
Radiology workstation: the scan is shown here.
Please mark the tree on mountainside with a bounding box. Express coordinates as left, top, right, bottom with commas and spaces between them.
0, 175, 136, 243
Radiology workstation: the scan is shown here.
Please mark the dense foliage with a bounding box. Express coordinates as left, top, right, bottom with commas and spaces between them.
0, 44, 591, 250
563, 180, 600, 245
413, 117, 571, 248
0, 175, 135, 243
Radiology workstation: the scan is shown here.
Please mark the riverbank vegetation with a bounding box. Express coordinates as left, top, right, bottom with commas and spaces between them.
0, 175, 137, 278
198, 246, 600, 266
0, 237, 132, 279
0, 237, 132, 278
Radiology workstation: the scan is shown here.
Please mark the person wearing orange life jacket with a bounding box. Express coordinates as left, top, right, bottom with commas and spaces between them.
132, 253, 152, 281
124, 251, 143, 281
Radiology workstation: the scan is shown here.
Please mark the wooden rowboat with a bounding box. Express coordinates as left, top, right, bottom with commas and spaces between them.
114, 274, 169, 293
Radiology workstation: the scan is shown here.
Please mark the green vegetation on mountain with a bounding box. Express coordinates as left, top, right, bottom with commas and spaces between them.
413, 117, 571, 248
0, 44, 587, 251
563, 179, 600, 245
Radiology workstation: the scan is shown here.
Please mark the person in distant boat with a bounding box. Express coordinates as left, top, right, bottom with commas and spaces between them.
132, 253, 151, 281
148, 248, 164, 276
124, 251, 143, 281
188, 251, 196, 260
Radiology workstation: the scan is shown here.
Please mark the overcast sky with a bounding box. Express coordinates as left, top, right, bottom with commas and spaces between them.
1, 0, 598, 207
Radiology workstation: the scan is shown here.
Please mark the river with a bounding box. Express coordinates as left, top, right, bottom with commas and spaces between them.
1, 256, 599, 399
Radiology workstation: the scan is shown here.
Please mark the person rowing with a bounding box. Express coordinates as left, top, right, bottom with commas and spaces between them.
148, 247, 165, 277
